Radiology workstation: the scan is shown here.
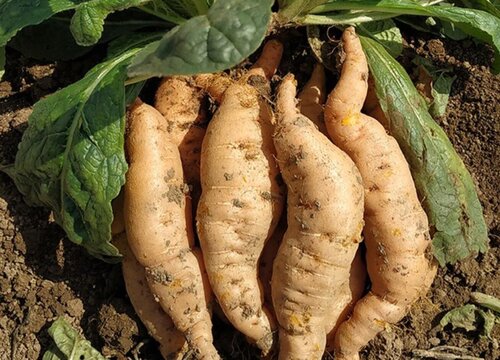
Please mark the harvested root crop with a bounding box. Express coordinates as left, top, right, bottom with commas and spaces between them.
155, 77, 207, 206
272, 73, 364, 360
298, 63, 327, 134
124, 100, 219, 359
196, 40, 285, 354
324, 27, 437, 360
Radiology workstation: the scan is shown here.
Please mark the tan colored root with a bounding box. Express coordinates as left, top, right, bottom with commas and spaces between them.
247, 39, 284, 80
113, 233, 188, 360
325, 250, 367, 351
125, 102, 219, 360
155, 76, 207, 212
196, 41, 285, 355
324, 27, 437, 360
272, 74, 364, 360
194, 73, 233, 103
298, 63, 327, 134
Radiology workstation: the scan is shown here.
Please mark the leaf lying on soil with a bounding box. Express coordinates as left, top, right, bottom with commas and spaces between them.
42, 317, 105, 360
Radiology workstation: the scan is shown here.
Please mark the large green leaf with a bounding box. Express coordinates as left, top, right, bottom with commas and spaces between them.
307, 0, 500, 72
70, 0, 143, 46
3, 38, 151, 259
42, 318, 105, 360
0, 0, 77, 46
360, 36, 489, 266
128, 0, 273, 78
358, 19, 403, 57
277, 0, 330, 21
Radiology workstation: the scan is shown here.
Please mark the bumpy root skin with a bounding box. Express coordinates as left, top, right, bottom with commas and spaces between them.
125, 102, 219, 360
324, 27, 437, 360
298, 63, 327, 134
113, 233, 188, 359
196, 41, 285, 355
272, 74, 364, 360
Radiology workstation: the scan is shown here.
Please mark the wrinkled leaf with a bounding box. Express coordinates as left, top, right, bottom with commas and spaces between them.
70, 0, 143, 46
360, 36, 489, 266
128, 0, 273, 78
0, 0, 77, 46
358, 19, 403, 57
42, 318, 105, 360
471, 292, 500, 314
440, 304, 497, 338
308, 0, 500, 72
3, 40, 149, 259
440, 304, 479, 332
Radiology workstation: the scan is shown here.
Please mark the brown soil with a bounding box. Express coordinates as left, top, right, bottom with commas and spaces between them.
0, 30, 498, 360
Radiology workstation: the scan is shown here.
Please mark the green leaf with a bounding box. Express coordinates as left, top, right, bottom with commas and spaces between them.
70, 0, 143, 46
358, 19, 403, 57
440, 304, 497, 338
42, 317, 106, 360
413, 56, 457, 118
430, 73, 456, 118
440, 20, 468, 40
0, 0, 77, 47
307, 1, 500, 72
360, 36, 489, 266
458, 0, 500, 18
4, 39, 150, 259
128, 0, 273, 78
440, 304, 479, 332
471, 292, 500, 314
278, 0, 330, 21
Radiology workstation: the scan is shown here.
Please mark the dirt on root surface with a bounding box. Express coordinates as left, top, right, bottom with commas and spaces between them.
0, 29, 499, 360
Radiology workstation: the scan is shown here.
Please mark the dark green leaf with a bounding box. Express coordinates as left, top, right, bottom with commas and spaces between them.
360, 36, 489, 266
358, 19, 403, 57
0, 0, 77, 46
128, 0, 273, 78
70, 0, 143, 46
5, 42, 147, 259
440, 20, 468, 41
42, 318, 105, 360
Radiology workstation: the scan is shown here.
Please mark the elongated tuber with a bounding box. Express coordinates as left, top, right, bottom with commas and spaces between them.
324, 27, 437, 360
124, 100, 219, 359
196, 40, 285, 354
272, 74, 364, 360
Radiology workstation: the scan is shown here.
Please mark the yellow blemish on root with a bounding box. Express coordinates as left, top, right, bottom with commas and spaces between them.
392, 228, 402, 237
289, 313, 303, 328
341, 113, 361, 126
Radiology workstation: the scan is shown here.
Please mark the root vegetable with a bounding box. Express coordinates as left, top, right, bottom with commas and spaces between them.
155, 77, 207, 206
272, 74, 364, 360
325, 250, 366, 352
324, 27, 437, 360
196, 40, 285, 354
113, 233, 188, 359
124, 100, 219, 359
298, 63, 327, 134
259, 215, 286, 310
